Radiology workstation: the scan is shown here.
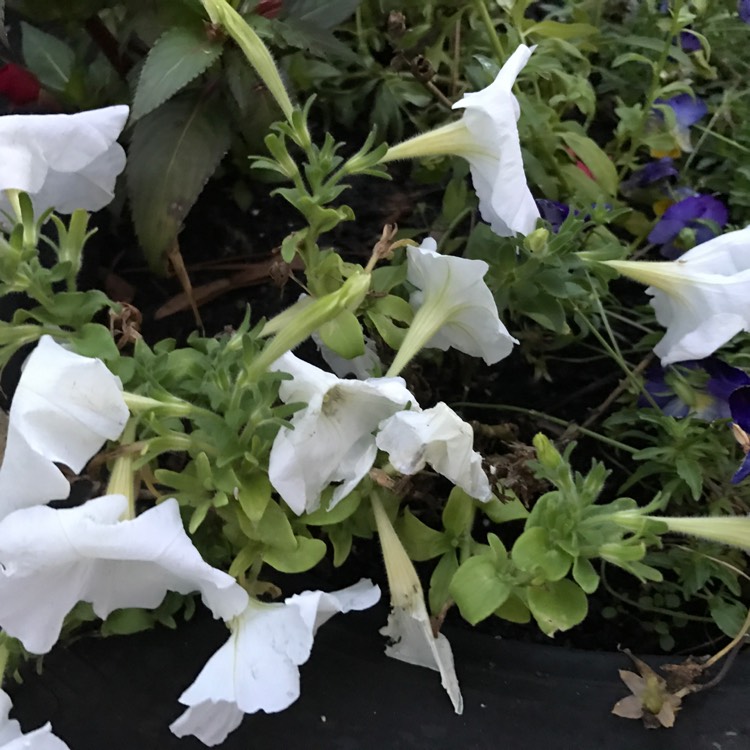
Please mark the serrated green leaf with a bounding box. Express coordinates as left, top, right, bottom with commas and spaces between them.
527, 579, 588, 636
127, 95, 230, 274
131, 27, 224, 121
21, 22, 74, 91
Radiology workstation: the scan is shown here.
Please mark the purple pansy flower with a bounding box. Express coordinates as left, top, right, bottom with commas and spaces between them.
535, 199, 570, 232
642, 358, 750, 421
729, 387, 750, 482
740, 0, 750, 24
623, 158, 678, 191
655, 94, 708, 131
648, 194, 729, 259
679, 31, 702, 53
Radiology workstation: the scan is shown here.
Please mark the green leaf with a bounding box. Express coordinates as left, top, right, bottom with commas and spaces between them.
131, 27, 224, 122
572, 557, 599, 594
70, 323, 120, 363
21, 22, 74, 91
675, 455, 703, 500
236, 472, 272, 523
101, 608, 157, 636
304, 489, 361, 525
481, 495, 529, 523
285, 0, 363, 29
494, 593, 531, 624
450, 556, 511, 625
526, 21, 598, 39
263, 536, 327, 573
709, 598, 747, 638
319, 310, 365, 359
558, 131, 619, 197
127, 95, 231, 274
442, 487, 475, 538
527, 579, 588, 637
328, 524, 353, 567
429, 551, 458, 615
512, 527, 572, 581
397, 508, 451, 561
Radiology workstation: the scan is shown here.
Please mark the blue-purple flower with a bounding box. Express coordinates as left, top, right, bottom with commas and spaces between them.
535, 199, 570, 232
653, 94, 708, 154
642, 358, 750, 421
739, 0, 750, 24
623, 158, 678, 191
648, 194, 728, 259
656, 94, 707, 130
679, 31, 701, 53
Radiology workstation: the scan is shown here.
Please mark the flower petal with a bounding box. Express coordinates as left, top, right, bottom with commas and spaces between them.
0, 106, 128, 214
269, 353, 415, 513
0, 496, 247, 654
453, 45, 539, 237
171, 581, 380, 745
377, 403, 491, 500
380, 604, 463, 714
0, 336, 129, 519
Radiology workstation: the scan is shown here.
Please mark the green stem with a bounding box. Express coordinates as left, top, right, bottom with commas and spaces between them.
452, 401, 638, 454
616, 0, 684, 178
472, 0, 505, 62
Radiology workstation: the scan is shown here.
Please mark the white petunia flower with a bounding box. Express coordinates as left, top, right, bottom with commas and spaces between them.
269, 352, 416, 514
387, 237, 517, 376
604, 225, 750, 364
377, 402, 491, 500
0, 495, 248, 654
381, 45, 539, 237
0, 105, 128, 216
170, 580, 381, 747
0, 689, 70, 750
0, 336, 129, 520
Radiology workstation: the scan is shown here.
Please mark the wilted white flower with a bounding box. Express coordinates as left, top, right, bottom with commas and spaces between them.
377, 402, 491, 500
0, 105, 128, 216
604, 225, 750, 364
371, 496, 463, 714
0, 335, 129, 520
0, 495, 248, 654
387, 237, 517, 376
170, 580, 381, 746
0, 689, 69, 750
269, 352, 416, 514
381, 45, 539, 237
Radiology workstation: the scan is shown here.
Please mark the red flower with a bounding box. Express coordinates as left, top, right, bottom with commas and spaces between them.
255, 0, 282, 18
0, 64, 41, 106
